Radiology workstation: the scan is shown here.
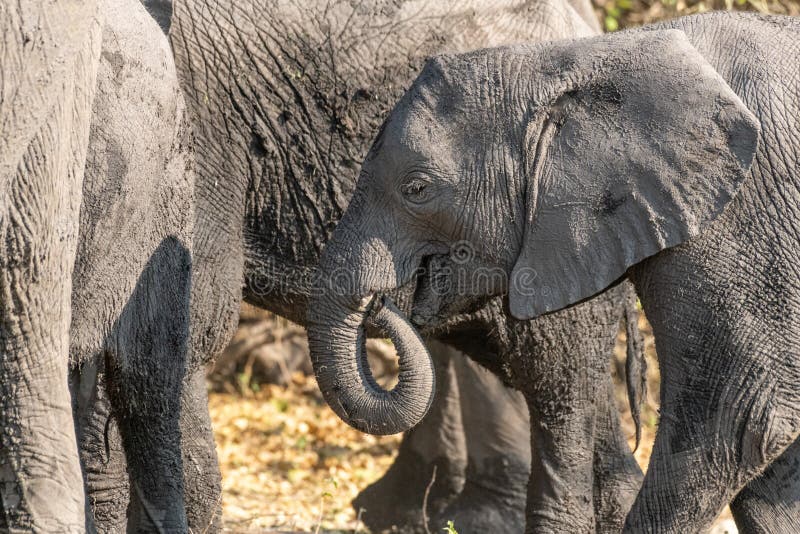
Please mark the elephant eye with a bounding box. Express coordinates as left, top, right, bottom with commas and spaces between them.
400, 175, 434, 205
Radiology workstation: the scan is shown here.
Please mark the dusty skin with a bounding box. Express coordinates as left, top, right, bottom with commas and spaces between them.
1, 0, 797, 532
170, 0, 642, 532
213, 2, 800, 532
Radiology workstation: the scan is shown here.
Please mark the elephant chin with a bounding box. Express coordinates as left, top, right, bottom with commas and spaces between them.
307, 293, 436, 435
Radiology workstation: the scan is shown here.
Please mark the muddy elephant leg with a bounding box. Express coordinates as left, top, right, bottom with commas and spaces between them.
71, 356, 130, 533
435, 348, 640, 534
105, 238, 192, 532
523, 383, 596, 533
0, 5, 101, 528
625, 270, 800, 532
181, 366, 223, 533
353, 338, 466, 533
624, 387, 799, 533
506, 290, 631, 534
621, 335, 800, 531
592, 363, 643, 534
730, 436, 800, 534
437, 356, 529, 534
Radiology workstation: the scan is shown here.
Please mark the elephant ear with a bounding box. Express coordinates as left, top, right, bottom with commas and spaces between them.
509, 29, 760, 320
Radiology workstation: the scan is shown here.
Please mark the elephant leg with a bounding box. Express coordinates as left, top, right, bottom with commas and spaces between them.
0, 4, 101, 529
353, 338, 466, 533
106, 238, 193, 532
624, 400, 798, 533
181, 366, 223, 533
71, 356, 130, 533
437, 356, 529, 534
523, 386, 596, 534
592, 362, 643, 534
504, 286, 631, 534
730, 436, 800, 534
0, 251, 87, 532
78, 361, 221, 534
625, 267, 800, 532
622, 341, 800, 530
622, 348, 800, 534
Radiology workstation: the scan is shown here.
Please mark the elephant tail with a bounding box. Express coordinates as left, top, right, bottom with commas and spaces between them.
624, 290, 647, 452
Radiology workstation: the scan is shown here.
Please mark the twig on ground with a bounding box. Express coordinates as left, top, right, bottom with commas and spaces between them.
422, 465, 438, 534
353, 507, 365, 533
314, 498, 324, 534
200, 491, 224, 534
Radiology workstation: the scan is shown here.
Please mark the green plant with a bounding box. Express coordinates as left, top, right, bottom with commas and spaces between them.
600, 0, 634, 31
442, 520, 459, 534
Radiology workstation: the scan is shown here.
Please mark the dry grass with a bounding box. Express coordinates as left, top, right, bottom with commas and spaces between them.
209, 375, 401, 533
208, 314, 736, 533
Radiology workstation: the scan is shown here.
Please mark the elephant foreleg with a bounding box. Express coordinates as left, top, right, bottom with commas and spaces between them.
730, 436, 800, 534
180, 366, 223, 533
625, 263, 800, 533
623, 393, 799, 533
71, 356, 130, 533
523, 387, 597, 534
506, 284, 634, 534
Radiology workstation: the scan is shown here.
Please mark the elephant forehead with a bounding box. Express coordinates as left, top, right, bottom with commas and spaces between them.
374, 114, 463, 177
382, 91, 494, 161
388, 112, 445, 150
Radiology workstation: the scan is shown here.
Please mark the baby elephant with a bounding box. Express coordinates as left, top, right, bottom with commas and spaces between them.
308, 11, 800, 533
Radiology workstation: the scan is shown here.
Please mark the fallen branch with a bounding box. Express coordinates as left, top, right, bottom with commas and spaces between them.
422, 465, 438, 534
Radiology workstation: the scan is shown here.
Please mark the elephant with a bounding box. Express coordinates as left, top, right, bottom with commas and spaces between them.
71, 1, 227, 531
170, 0, 644, 532
0, 2, 102, 529
306, 10, 800, 534
71, 2, 195, 528
2, 0, 223, 531
0, 0, 629, 530
0, 0, 637, 531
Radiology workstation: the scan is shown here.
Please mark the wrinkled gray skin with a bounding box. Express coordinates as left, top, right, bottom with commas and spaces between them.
169, 0, 646, 532
71, 1, 223, 532
0, 2, 101, 530
309, 11, 800, 533
1, 0, 221, 531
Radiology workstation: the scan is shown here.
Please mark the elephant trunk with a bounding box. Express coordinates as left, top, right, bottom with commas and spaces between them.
307, 288, 435, 435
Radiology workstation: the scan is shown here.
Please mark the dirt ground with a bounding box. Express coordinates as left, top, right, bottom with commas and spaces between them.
208, 315, 738, 533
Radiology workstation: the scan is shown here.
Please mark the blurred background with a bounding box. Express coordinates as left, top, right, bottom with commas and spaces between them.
207, 1, 800, 532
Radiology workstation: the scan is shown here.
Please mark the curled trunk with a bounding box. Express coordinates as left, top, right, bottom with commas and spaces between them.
307, 294, 435, 435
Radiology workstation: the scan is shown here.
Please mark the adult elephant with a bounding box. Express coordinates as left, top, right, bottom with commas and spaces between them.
2, 0, 220, 531
306, 11, 800, 533
70, 0, 225, 531
0, 2, 102, 529
170, 0, 643, 532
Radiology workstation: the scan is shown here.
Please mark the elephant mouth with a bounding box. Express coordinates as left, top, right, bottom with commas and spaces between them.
408, 254, 490, 333
408, 254, 452, 327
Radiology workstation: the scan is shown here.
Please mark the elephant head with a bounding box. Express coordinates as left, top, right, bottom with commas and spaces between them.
308, 28, 759, 434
